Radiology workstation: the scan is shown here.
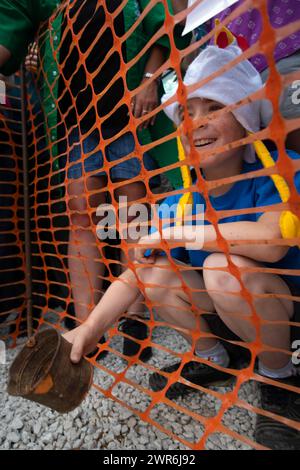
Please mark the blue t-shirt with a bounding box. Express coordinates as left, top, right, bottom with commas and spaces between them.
152, 150, 300, 287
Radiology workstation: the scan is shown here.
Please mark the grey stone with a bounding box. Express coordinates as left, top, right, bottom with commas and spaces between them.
7, 432, 20, 443
56, 436, 67, 449
69, 428, 80, 442
109, 441, 120, 450
21, 431, 31, 445
42, 433, 53, 444
75, 418, 82, 429
33, 422, 42, 435
104, 431, 114, 444
139, 436, 149, 445
152, 439, 162, 450
120, 409, 133, 420
49, 421, 59, 433
10, 417, 24, 430
56, 425, 63, 434
112, 424, 122, 437
0, 429, 6, 443
73, 438, 84, 449
128, 417, 137, 428
63, 419, 73, 431
4, 411, 13, 424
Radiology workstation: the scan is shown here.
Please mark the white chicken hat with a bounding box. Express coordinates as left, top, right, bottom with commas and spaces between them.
162, 22, 272, 163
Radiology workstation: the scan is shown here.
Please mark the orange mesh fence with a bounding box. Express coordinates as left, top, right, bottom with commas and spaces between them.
0, 75, 26, 342
1, 0, 300, 450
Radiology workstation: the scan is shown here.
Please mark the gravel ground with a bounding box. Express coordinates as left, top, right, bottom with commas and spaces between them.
0, 319, 260, 450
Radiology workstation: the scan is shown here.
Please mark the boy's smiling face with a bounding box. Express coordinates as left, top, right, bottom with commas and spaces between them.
179, 98, 246, 174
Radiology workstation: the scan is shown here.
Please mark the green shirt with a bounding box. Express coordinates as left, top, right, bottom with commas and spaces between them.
0, 0, 59, 76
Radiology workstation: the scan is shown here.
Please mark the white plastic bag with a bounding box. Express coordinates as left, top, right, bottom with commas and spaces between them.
182, 0, 239, 35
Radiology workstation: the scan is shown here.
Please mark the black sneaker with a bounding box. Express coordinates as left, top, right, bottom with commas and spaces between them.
255, 374, 300, 449
120, 318, 152, 362
149, 359, 234, 399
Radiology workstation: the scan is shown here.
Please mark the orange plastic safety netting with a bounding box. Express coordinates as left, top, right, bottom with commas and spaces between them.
1, 0, 300, 450
0, 75, 26, 341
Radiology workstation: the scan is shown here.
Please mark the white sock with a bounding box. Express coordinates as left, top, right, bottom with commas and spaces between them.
195, 342, 230, 368
258, 360, 297, 379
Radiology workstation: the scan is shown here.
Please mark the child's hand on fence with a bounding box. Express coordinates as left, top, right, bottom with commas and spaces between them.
63, 323, 100, 363
134, 231, 162, 264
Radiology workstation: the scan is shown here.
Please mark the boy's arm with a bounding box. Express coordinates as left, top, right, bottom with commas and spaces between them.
135, 211, 289, 263
63, 269, 143, 363
201, 212, 289, 262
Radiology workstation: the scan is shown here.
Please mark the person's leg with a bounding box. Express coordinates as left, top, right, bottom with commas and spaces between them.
202, 252, 300, 450
133, 257, 234, 397
74, 256, 215, 348
202, 253, 294, 369
114, 179, 148, 315
107, 131, 157, 358
113, 178, 154, 360
67, 175, 107, 322
138, 258, 217, 349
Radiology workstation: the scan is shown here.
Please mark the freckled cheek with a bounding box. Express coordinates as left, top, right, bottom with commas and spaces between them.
219, 125, 239, 146
222, 115, 245, 143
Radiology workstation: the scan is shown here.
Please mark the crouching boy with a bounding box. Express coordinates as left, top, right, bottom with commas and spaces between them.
64, 34, 300, 449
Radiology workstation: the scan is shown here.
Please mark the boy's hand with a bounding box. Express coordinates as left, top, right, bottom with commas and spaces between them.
63, 323, 101, 364
133, 231, 163, 264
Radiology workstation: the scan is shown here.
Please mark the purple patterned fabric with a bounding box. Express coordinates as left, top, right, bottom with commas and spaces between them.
213, 0, 300, 71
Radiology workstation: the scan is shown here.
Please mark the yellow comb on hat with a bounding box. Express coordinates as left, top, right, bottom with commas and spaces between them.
214, 18, 235, 48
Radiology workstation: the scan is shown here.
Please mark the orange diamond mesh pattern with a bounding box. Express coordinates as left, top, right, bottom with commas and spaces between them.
0, 0, 300, 450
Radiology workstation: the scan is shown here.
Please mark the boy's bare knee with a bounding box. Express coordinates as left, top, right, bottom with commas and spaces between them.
203, 253, 264, 295
135, 258, 179, 301
240, 273, 267, 295
203, 253, 228, 269
203, 253, 240, 294
137, 259, 174, 285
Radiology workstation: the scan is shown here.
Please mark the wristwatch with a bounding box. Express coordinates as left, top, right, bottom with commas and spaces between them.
143, 72, 160, 84
143, 72, 154, 79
